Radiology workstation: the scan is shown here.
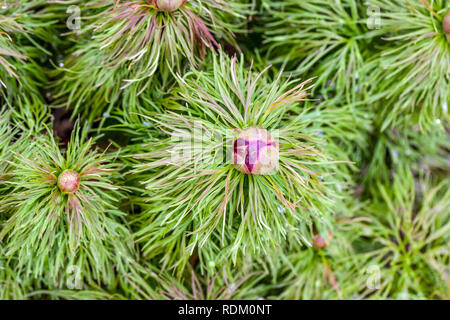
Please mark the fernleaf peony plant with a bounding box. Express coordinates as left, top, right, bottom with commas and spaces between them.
131, 54, 351, 275
0, 123, 140, 289
53, 0, 250, 123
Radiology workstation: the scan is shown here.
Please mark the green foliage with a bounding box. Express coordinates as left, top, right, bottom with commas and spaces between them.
29, 261, 267, 300
130, 54, 353, 276
0, 123, 140, 289
272, 234, 355, 299
261, 0, 375, 102
0, 1, 57, 107
355, 169, 449, 299
52, 0, 251, 123
260, 0, 450, 131
366, 0, 449, 131
0, 247, 26, 299
155, 264, 267, 300
0, 110, 14, 176
0, 0, 448, 300
364, 125, 449, 189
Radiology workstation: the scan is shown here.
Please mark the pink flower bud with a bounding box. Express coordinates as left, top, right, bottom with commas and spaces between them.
232, 126, 279, 175
444, 12, 450, 39
58, 169, 81, 194
312, 236, 327, 249
154, 0, 186, 12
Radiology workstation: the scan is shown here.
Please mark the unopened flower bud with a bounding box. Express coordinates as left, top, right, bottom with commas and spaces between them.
312, 236, 327, 249
444, 12, 450, 40
233, 126, 278, 175
154, 0, 186, 12
58, 169, 81, 194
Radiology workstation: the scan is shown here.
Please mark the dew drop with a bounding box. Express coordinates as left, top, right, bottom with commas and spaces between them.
392, 149, 399, 159
397, 291, 409, 300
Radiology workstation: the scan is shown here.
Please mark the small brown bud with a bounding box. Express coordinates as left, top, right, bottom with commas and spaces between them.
312, 236, 327, 249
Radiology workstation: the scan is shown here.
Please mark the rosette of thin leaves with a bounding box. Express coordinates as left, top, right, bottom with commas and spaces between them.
156, 264, 267, 300
0, 1, 56, 107
33, 260, 267, 300
0, 123, 139, 289
366, 0, 449, 131
131, 54, 351, 276
260, 198, 368, 300
363, 124, 450, 195
272, 239, 347, 299
355, 168, 449, 299
261, 0, 376, 102
53, 0, 250, 124
28, 263, 159, 300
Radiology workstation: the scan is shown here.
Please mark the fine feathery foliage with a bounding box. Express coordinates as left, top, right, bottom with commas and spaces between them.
0, 0, 448, 301
355, 168, 449, 299
155, 263, 267, 300
261, 0, 449, 131
0, 123, 140, 289
363, 124, 450, 195
270, 221, 361, 300
0, 110, 14, 178
27, 260, 267, 300
52, 0, 250, 123
0, 1, 56, 107
261, 0, 376, 103
366, 0, 449, 131
130, 54, 353, 276
0, 246, 26, 299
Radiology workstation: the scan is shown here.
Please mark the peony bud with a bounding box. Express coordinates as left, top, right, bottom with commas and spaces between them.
312, 236, 327, 249
58, 169, 81, 194
154, 0, 186, 12
444, 12, 450, 40
232, 126, 278, 175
